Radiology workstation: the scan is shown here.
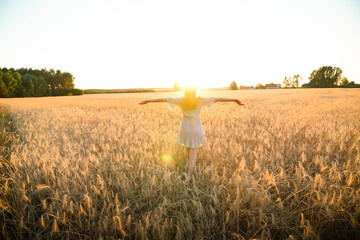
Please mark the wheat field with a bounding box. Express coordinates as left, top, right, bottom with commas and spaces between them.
0, 88, 359, 240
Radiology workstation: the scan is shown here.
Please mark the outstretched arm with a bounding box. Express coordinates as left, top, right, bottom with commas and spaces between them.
214, 98, 244, 106
139, 98, 167, 105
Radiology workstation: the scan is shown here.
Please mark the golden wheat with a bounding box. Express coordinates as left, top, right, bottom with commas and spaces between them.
0, 88, 359, 239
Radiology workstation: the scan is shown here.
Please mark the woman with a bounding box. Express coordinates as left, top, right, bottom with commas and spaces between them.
139, 86, 244, 178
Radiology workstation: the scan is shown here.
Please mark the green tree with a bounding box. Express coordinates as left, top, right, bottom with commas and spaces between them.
291, 74, 302, 88
0, 71, 9, 97
339, 77, 349, 86
282, 76, 290, 88
61, 72, 75, 90
308, 66, 342, 88
52, 69, 63, 95
283, 75, 302, 88
0, 67, 81, 97
44, 68, 57, 95
230, 81, 238, 90
13, 71, 24, 97
2, 70, 18, 97
13, 71, 21, 83
15, 79, 25, 97
36, 75, 50, 96
22, 74, 35, 97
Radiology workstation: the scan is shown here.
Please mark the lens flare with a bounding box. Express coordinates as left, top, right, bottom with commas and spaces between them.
161, 153, 172, 163
159, 153, 175, 168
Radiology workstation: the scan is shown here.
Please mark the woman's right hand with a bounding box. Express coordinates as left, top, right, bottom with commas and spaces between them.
139, 100, 149, 105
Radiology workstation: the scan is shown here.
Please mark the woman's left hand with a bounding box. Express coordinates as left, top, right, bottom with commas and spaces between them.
234, 99, 244, 106
139, 100, 148, 105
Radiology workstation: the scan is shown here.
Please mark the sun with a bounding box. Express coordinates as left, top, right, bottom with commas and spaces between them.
179, 79, 212, 90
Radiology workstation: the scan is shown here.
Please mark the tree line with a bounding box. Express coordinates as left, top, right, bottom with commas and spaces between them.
0, 67, 83, 98
228, 66, 359, 90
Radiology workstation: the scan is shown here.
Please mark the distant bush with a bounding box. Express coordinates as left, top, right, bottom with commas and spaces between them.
338, 77, 360, 88
301, 83, 310, 88
229, 81, 238, 90
338, 83, 360, 88
265, 83, 281, 88
69, 88, 84, 95
255, 83, 266, 89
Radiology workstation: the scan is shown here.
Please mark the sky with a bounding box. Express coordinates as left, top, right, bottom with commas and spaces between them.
0, 0, 360, 89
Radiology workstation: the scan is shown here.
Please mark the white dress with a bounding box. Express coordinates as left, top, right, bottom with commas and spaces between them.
167, 96, 214, 148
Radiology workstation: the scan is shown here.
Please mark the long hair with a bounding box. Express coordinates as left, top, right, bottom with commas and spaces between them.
182, 86, 198, 110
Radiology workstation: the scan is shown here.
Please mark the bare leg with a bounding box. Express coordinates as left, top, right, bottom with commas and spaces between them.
187, 148, 198, 178
186, 147, 190, 160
